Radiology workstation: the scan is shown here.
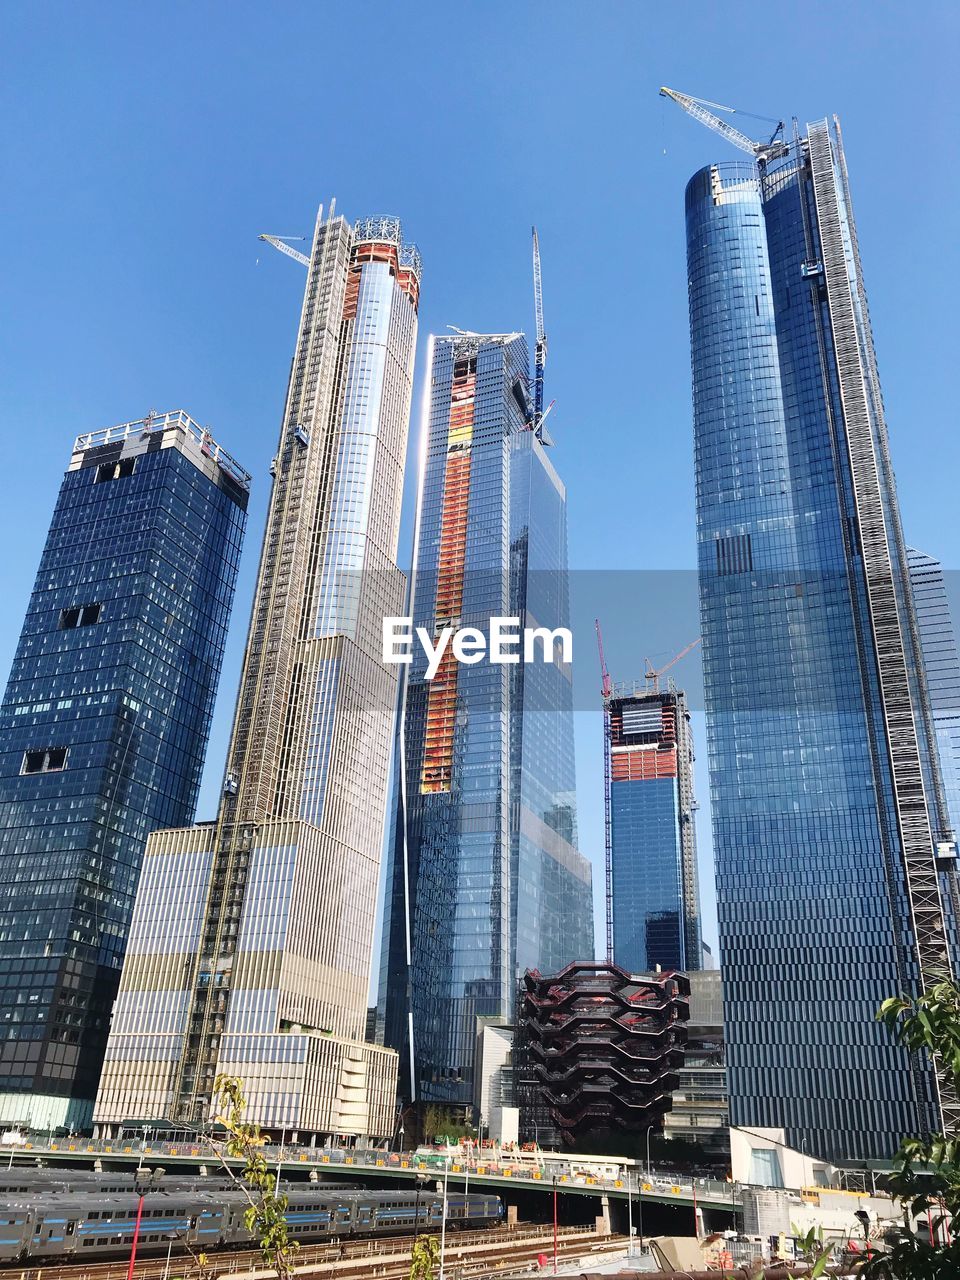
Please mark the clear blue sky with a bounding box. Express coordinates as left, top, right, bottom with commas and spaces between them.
2, 1, 958, 965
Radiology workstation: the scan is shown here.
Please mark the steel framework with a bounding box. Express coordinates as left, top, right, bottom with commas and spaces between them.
516, 962, 689, 1146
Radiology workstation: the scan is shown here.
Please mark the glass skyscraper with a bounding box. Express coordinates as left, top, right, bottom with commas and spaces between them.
94, 210, 418, 1143
908, 550, 960, 840
379, 331, 593, 1111
606, 685, 702, 974
0, 411, 247, 1131
687, 118, 959, 1164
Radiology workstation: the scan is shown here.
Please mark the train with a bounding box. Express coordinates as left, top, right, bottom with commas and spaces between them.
0, 1176, 503, 1263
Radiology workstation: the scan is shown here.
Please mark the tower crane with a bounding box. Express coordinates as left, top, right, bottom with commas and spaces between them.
659, 86, 788, 167
596, 619, 614, 961
258, 234, 310, 267
530, 226, 553, 445
595, 618, 612, 701
644, 636, 702, 693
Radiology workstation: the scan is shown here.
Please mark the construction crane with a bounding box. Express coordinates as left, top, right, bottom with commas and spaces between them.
596, 620, 614, 961
258, 234, 310, 267
644, 636, 702, 693
530, 226, 552, 445
659, 86, 789, 167
595, 618, 612, 701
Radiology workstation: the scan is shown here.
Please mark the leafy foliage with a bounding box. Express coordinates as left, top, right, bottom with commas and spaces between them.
858, 983, 960, 1277
422, 1105, 474, 1143
210, 1074, 300, 1280
786, 1223, 833, 1276
409, 1233, 440, 1280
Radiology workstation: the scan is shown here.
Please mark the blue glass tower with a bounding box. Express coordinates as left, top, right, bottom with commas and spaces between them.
607, 686, 702, 975
688, 120, 959, 1164
379, 332, 593, 1110
908, 550, 960, 840
0, 411, 247, 1131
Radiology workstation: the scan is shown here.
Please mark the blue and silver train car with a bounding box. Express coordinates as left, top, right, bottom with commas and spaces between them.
0, 1187, 503, 1261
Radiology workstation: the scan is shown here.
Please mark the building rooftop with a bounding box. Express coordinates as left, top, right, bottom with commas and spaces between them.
73, 409, 251, 491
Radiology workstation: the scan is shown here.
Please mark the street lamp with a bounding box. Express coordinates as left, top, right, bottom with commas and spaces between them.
553, 1174, 559, 1274
162, 1231, 179, 1280
439, 1156, 450, 1280
414, 1172, 429, 1241
274, 1127, 286, 1197
626, 1172, 633, 1258
636, 1173, 644, 1255
645, 1125, 653, 1178
854, 1209, 871, 1259
127, 1166, 165, 1280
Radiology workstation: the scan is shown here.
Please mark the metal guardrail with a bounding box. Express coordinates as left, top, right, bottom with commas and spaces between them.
5, 1137, 735, 1205
73, 409, 252, 491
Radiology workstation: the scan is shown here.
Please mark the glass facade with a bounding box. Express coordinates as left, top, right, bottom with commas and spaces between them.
907, 548, 960, 965
0, 411, 247, 1130
607, 687, 702, 974
94, 213, 416, 1141
379, 333, 593, 1110
688, 122, 957, 1163
908, 549, 960, 840
663, 968, 728, 1163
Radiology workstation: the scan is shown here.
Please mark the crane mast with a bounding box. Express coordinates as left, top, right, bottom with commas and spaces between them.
659, 86, 789, 167
530, 226, 551, 444
596, 619, 614, 961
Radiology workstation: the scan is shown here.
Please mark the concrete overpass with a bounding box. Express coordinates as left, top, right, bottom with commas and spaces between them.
4, 1136, 736, 1219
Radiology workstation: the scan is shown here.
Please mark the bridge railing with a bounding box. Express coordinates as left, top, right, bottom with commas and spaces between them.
11, 1137, 735, 1203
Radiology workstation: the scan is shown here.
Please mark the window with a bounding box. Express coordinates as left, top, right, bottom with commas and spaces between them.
95, 457, 137, 483
21, 747, 68, 775
715, 532, 754, 575
59, 603, 101, 629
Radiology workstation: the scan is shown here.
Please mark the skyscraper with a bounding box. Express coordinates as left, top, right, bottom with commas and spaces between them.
907, 548, 960, 967
379, 331, 593, 1112
908, 549, 960, 840
605, 684, 702, 974
94, 208, 420, 1142
0, 410, 248, 1131
687, 118, 959, 1164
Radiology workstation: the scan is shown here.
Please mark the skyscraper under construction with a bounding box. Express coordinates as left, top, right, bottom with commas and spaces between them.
605, 683, 702, 975
672, 91, 960, 1165
94, 207, 421, 1142
378, 328, 594, 1112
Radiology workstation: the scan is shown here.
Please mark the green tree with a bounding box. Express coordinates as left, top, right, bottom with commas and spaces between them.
409, 1234, 440, 1280
421, 1105, 474, 1144
209, 1074, 301, 1280
862, 982, 960, 1277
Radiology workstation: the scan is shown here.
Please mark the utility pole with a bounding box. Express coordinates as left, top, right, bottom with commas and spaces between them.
126, 1167, 164, 1280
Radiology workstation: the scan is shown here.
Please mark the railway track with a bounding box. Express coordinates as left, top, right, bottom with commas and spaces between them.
3, 1226, 625, 1280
